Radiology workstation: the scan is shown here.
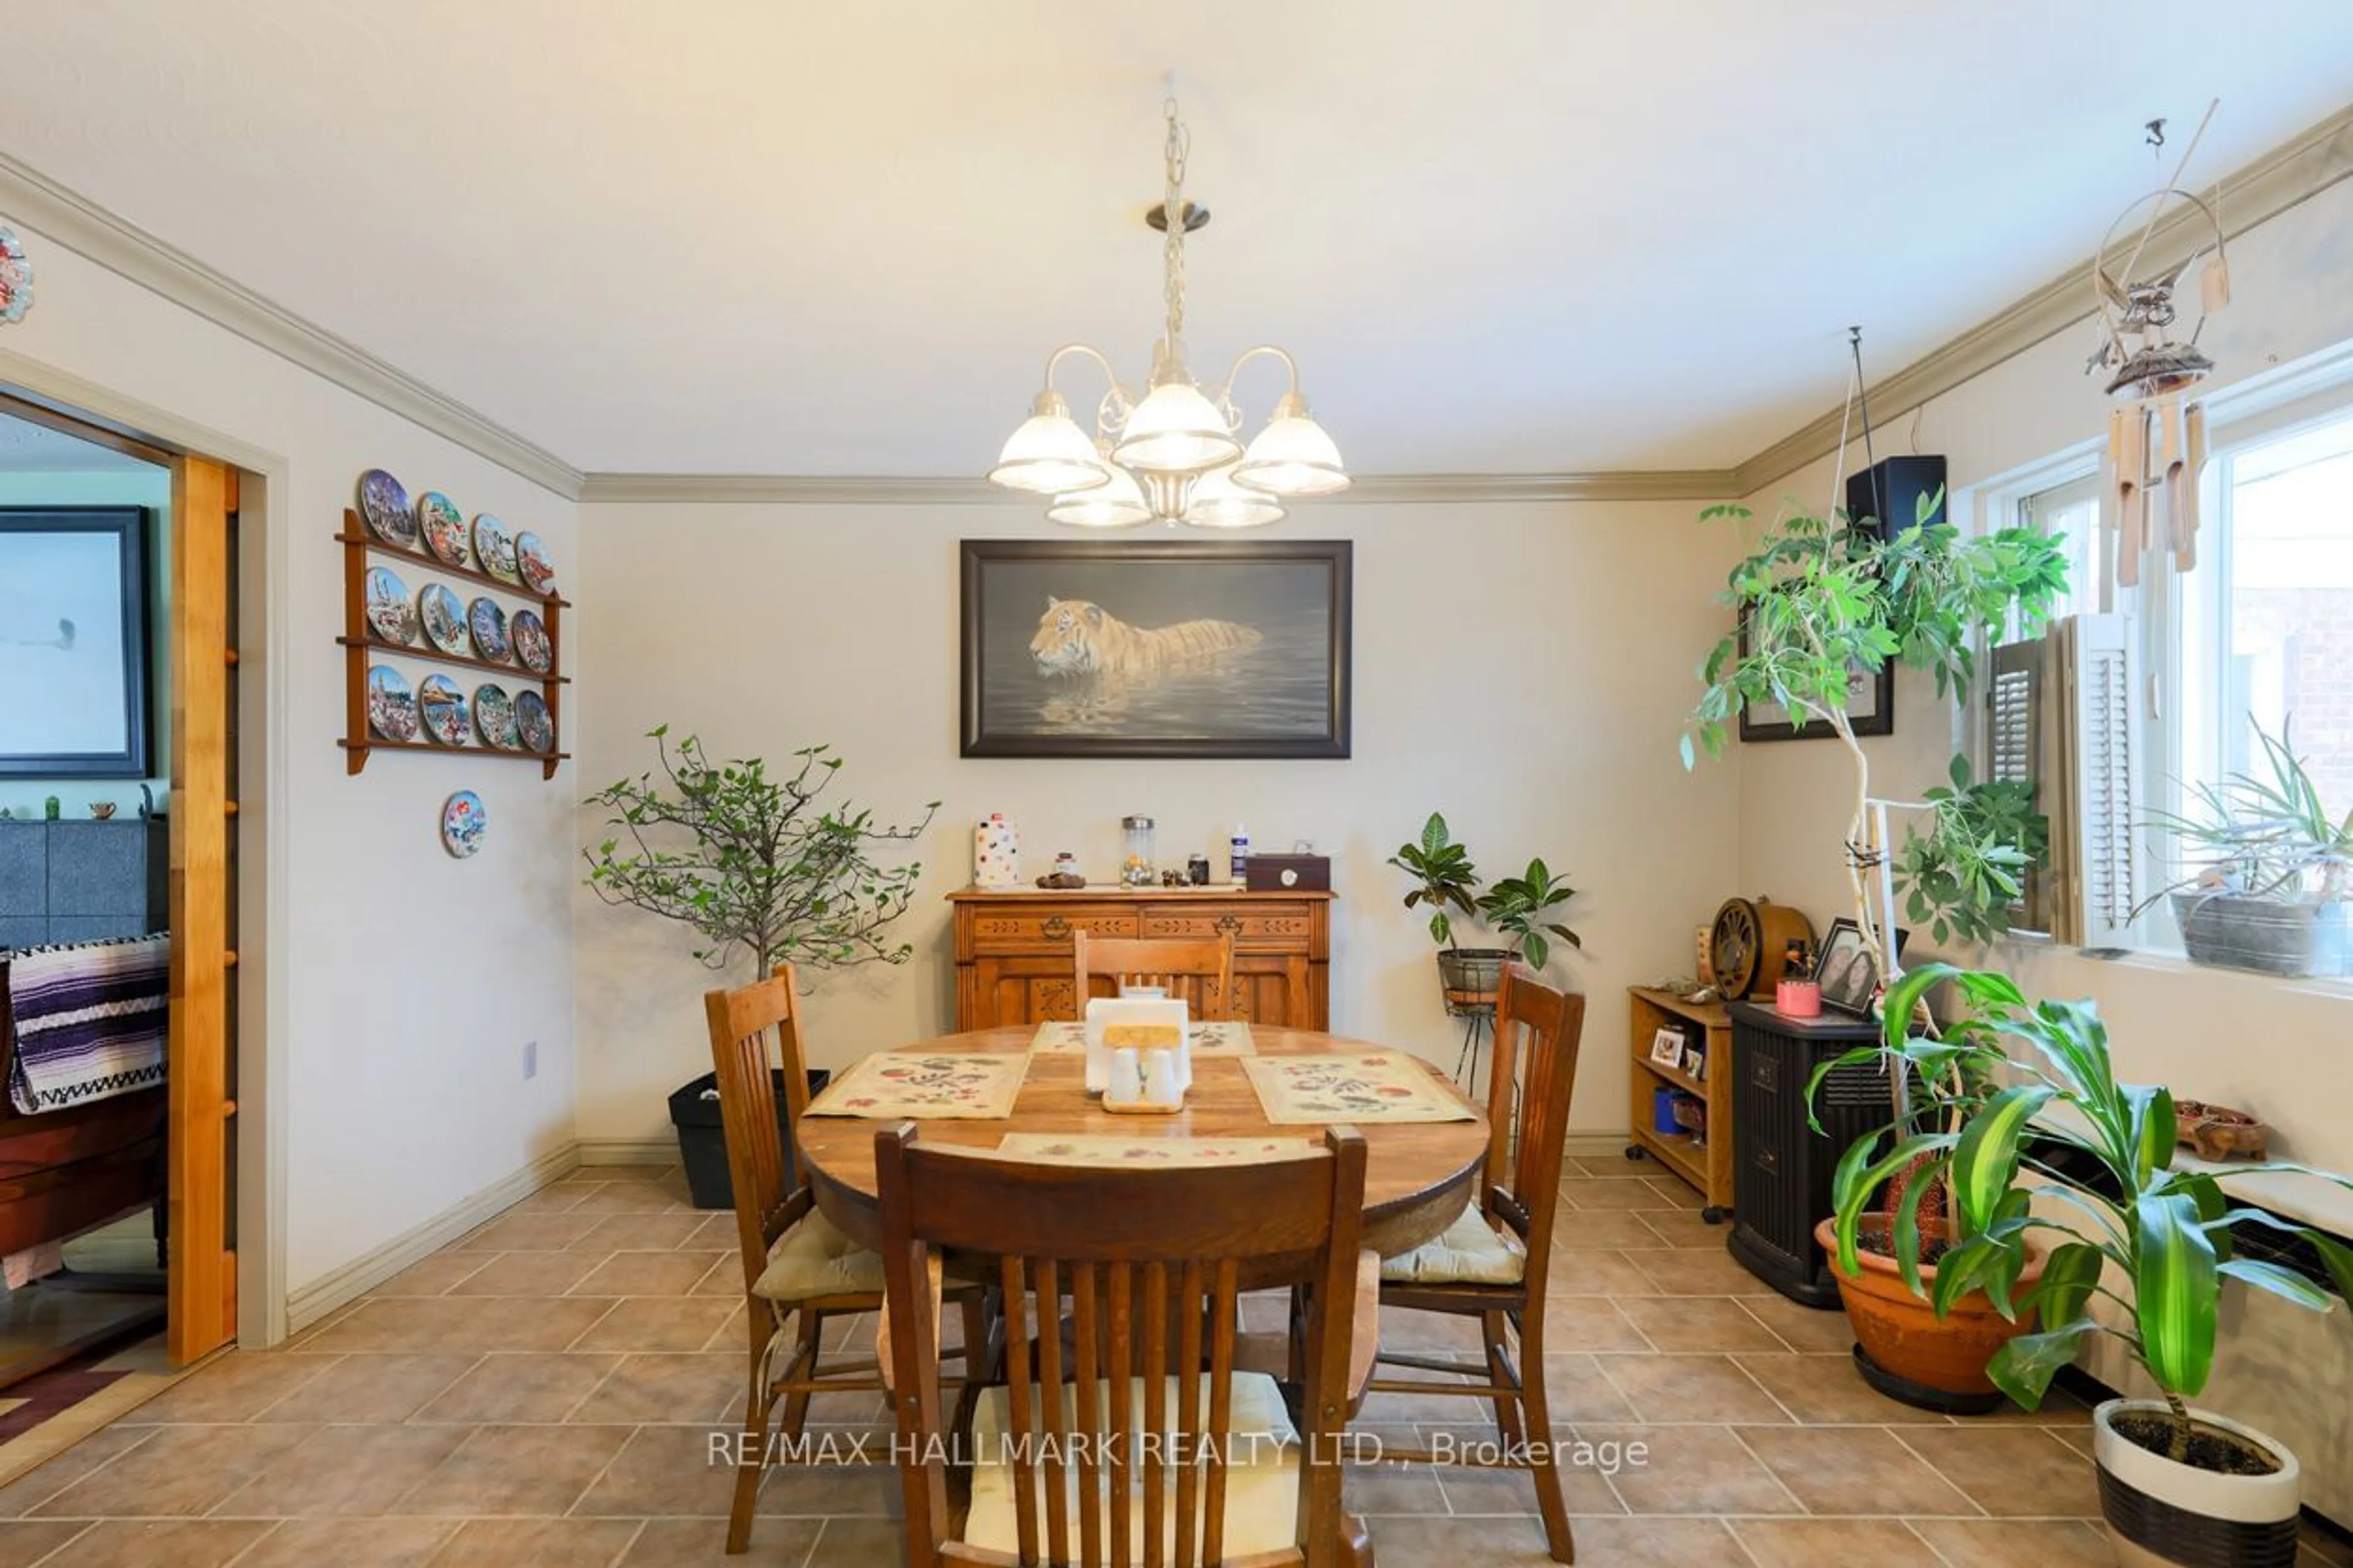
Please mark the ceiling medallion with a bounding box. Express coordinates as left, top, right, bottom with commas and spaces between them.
986, 94, 1347, 529
0, 225, 32, 325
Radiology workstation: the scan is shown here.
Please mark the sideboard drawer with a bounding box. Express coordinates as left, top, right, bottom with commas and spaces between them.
1137, 904, 1319, 945
964, 904, 1140, 950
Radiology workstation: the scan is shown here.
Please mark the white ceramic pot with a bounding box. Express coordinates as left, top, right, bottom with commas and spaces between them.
2091, 1399, 2301, 1567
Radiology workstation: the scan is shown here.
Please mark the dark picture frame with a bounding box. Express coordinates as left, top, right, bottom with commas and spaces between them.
1812, 917, 1879, 1017
960, 538, 1352, 759
0, 507, 153, 778
1733, 606, 1894, 743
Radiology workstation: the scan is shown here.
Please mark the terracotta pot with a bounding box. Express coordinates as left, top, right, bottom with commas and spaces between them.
1813, 1215, 2050, 1414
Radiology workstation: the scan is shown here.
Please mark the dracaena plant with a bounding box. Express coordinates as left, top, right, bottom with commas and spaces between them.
583, 727, 938, 976
1812, 961, 2353, 1460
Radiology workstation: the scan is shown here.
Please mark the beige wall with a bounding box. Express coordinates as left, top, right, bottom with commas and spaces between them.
1735, 174, 2353, 1175
573, 497, 1743, 1148
0, 226, 582, 1294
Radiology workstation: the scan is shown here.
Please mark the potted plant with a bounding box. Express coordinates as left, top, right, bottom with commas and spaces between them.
1817, 962, 2353, 1566
1388, 813, 1584, 1012
583, 727, 936, 1205
1680, 488, 2072, 1404
2143, 718, 2353, 978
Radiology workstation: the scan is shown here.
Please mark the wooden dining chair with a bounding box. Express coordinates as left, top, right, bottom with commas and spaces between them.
1070, 930, 1241, 1021
1360, 965, 1586, 1563
874, 1121, 1377, 1568
703, 964, 991, 1555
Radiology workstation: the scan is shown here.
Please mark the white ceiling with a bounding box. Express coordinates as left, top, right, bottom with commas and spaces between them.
1, 2, 2349, 477
0, 409, 154, 472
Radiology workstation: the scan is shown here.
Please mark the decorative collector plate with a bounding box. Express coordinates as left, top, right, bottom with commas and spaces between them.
510, 609, 551, 673
514, 688, 554, 753
364, 566, 417, 645
467, 597, 509, 662
473, 514, 520, 583
420, 583, 469, 656
515, 531, 556, 593
417, 490, 470, 567
366, 665, 419, 741
357, 469, 417, 548
418, 675, 471, 747
474, 683, 520, 749
441, 790, 487, 858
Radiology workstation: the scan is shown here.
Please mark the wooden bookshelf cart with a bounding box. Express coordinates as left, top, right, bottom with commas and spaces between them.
1625, 986, 1735, 1222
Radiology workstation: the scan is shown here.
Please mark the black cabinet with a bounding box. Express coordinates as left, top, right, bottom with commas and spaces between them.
1726, 1001, 1885, 1308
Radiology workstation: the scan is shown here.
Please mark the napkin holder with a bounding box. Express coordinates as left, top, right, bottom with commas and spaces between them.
1084, 997, 1189, 1096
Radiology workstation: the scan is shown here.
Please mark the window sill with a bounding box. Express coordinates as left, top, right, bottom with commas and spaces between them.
1995, 931, 2353, 1006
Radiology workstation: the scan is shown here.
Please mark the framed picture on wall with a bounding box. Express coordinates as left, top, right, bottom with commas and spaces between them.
0, 507, 153, 778
1733, 605, 1894, 743
959, 538, 1352, 759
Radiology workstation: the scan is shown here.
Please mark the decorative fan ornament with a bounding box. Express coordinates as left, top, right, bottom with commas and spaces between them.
0, 225, 32, 325
2087, 101, 2229, 589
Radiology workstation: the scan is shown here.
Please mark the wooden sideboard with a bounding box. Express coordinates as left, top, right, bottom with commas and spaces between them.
947, 887, 1333, 1031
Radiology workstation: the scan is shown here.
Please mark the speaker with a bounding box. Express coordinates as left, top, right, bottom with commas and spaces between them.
1844, 454, 1947, 540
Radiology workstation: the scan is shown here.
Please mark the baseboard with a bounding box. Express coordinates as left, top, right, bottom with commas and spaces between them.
575, 1137, 680, 1167
1564, 1131, 1639, 1161
281, 1142, 581, 1335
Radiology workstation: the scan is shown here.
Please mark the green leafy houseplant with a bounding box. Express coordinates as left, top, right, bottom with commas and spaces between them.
1892, 754, 2049, 947
2146, 717, 2353, 905
1815, 961, 2353, 1464
1681, 491, 2072, 974
583, 727, 938, 976
1477, 858, 1585, 971
1387, 812, 1481, 950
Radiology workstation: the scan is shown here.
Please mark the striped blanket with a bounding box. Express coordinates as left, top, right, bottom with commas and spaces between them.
4, 934, 170, 1115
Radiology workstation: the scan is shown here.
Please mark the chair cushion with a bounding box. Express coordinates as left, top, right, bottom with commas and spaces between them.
964, 1372, 1300, 1559
752, 1208, 885, 1303
1379, 1206, 1526, 1287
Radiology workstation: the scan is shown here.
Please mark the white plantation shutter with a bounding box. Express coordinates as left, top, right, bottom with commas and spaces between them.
1987, 638, 2047, 929
2050, 614, 2142, 948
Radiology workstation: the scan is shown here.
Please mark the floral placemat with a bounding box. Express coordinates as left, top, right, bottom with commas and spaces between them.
803, 1051, 1030, 1119
998, 1133, 1311, 1167
1241, 1053, 1476, 1125
1027, 1020, 1257, 1056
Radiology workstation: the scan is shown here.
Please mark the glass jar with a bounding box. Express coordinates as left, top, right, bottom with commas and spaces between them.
1120, 815, 1156, 887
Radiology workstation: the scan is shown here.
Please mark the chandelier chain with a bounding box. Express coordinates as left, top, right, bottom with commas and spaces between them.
1162, 96, 1188, 343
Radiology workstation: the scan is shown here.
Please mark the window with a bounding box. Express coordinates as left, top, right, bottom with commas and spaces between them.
2016, 471, 2104, 628
2177, 404, 2353, 816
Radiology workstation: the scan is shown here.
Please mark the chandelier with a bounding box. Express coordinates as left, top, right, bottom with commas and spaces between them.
985, 96, 1347, 528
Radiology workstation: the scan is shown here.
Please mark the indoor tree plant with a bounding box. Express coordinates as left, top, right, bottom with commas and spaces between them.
2142, 717, 2353, 978
1816, 962, 2353, 1566
583, 727, 936, 1199
1679, 488, 2071, 1405
1388, 812, 1583, 1010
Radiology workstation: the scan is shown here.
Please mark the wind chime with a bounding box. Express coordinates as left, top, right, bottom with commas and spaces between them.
0, 222, 31, 325
2088, 100, 2230, 588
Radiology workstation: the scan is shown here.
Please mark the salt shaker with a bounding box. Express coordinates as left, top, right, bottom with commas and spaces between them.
1143, 1048, 1181, 1107
1109, 1047, 1143, 1103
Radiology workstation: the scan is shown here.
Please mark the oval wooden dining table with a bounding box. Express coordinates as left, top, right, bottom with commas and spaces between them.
795, 1026, 1491, 1262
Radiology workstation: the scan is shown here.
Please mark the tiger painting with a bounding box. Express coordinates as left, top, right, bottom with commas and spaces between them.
1028, 596, 1263, 679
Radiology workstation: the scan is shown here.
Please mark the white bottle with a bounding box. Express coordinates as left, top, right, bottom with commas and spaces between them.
1229, 822, 1251, 885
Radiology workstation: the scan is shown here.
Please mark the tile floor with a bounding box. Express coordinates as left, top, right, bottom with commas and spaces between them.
0, 1156, 2346, 1567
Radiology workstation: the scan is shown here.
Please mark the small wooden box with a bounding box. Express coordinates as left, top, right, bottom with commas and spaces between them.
1245, 854, 1330, 892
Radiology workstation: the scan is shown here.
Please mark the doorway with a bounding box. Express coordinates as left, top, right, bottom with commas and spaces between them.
0, 388, 249, 1383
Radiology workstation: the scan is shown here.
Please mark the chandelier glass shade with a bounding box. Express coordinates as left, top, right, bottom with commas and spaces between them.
987, 96, 1347, 528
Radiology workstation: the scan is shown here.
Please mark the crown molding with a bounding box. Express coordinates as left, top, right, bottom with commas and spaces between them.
1732, 102, 2353, 498
0, 151, 586, 499
575, 468, 1739, 506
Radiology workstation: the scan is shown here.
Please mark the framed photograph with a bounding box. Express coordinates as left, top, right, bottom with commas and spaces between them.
1682, 1042, 1709, 1081
960, 538, 1351, 759
1648, 1026, 1688, 1070
1734, 606, 1893, 743
0, 508, 153, 778
1812, 917, 1880, 1017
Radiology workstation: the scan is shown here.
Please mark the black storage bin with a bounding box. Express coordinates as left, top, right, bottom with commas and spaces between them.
667, 1067, 830, 1210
